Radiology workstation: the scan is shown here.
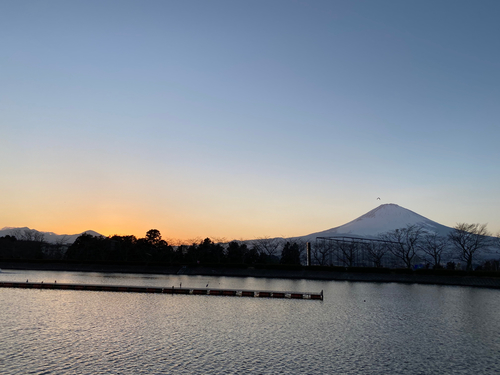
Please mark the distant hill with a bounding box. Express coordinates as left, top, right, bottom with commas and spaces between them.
295, 203, 453, 241
0, 227, 103, 244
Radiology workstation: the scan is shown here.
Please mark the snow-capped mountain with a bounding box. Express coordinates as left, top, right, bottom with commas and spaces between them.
297, 203, 453, 241
0, 227, 103, 244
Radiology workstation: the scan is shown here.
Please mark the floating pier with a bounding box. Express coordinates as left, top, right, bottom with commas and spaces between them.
0, 281, 323, 301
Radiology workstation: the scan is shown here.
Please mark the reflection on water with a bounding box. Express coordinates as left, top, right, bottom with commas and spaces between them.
1, 270, 500, 374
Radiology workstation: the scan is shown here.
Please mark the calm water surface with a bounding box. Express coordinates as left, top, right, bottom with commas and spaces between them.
1, 270, 499, 374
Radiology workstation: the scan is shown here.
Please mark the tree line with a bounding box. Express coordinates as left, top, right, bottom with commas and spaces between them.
1, 224, 499, 271
313, 223, 499, 271
62, 230, 305, 266
0, 228, 304, 266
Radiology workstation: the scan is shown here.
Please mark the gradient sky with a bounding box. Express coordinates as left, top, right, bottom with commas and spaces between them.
1, 1, 499, 241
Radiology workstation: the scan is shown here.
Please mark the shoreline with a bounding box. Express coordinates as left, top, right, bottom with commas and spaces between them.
2, 261, 500, 290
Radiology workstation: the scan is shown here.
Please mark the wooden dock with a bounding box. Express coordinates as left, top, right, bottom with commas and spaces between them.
0, 281, 323, 300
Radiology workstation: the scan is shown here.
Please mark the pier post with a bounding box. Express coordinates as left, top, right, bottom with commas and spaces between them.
306, 242, 311, 266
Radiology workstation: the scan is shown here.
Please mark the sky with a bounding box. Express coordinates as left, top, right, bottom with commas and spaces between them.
1, 0, 499, 241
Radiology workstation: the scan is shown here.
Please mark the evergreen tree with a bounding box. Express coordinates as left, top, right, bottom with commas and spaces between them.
280, 242, 301, 265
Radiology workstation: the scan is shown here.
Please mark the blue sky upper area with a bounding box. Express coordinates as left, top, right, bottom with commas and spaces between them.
1, 1, 499, 240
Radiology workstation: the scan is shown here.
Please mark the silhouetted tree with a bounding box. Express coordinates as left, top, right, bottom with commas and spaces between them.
477, 259, 500, 271
448, 223, 492, 271
312, 241, 331, 266
0, 235, 17, 241
446, 261, 456, 270
364, 241, 388, 268
145, 229, 162, 246
381, 224, 425, 269
201, 238, 224, 264
280, 242, 301, 265
336, 240, 358, 267
47, 235, 70, 260
244, 246, 260, 265
186, 242, 201, 264
65, 233, 108, 261
0, 235, 17, 258
420, 233, 448, 269
108, 235, 138, 261
173, 245, 187, 263
184, 238, 225, 264
124, 230, 173, 263
251, 237, 283, 264
288, 238, 307, 264
135, 239, 154, 262
0, 230, 46, 260
227, 241, 246, 264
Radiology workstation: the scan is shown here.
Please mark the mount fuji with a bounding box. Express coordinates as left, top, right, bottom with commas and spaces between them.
297, 204, 453, 241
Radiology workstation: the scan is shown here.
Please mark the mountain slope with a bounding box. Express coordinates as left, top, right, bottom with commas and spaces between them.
0, 227, 103, 244
297, 204, 453, 241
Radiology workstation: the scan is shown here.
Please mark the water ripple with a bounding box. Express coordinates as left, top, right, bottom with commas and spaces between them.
1, 272, 500, 374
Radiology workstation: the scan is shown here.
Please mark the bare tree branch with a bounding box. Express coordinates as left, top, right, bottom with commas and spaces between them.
251, 237, 283, 258
448, 223, 492, 271
364, 241, 388, 268
312, 241, 331, 266
381, 224, 425, 269
420, 233, 448, 268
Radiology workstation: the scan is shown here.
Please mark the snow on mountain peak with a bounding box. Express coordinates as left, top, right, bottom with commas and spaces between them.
300, 203, 452, 240
0, 227, 104, 244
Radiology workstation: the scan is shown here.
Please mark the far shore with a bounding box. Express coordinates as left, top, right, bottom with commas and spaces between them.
2, 260, 500, 290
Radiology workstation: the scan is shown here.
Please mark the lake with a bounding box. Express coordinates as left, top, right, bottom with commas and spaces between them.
1, 269, 499, 374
